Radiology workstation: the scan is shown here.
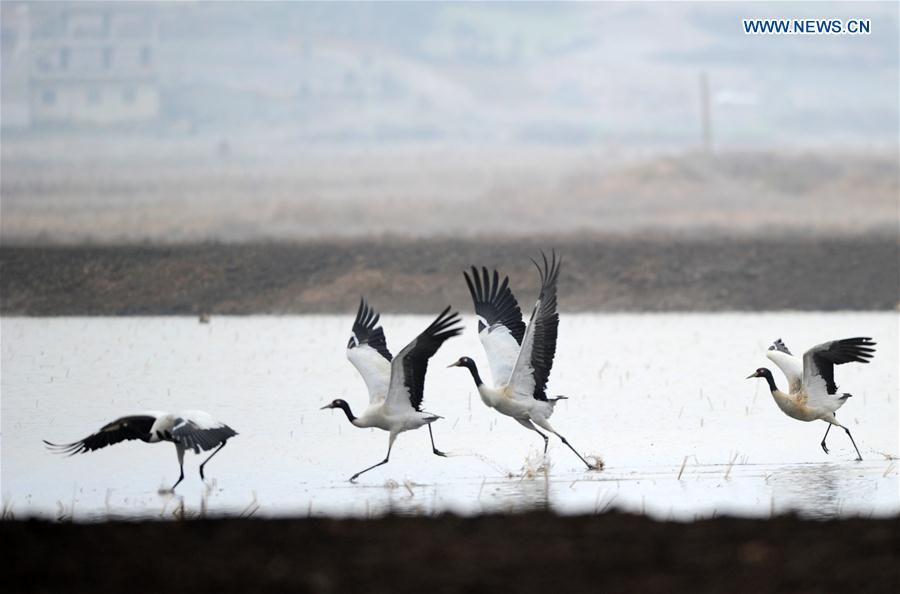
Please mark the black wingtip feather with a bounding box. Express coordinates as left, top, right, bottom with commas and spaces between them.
401, 307, 464, 411
44, 439, 85, 456
463, 264, 526, 343
350, 297, 392, 361
44, 415, 158, 457
524, 250, 563, 401
829, 337, 877, 363
768, 338, 792, 355
810, 337, 877, 395
428, 306, 463, 340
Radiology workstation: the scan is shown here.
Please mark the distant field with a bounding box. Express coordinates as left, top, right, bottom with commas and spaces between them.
1, 148, 896, 243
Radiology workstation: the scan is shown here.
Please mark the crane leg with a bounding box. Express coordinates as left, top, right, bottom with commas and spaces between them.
171, 446, 186, 491
553, 431, 597, 470
840, 424, 863, 461
199, 440, 228, 480
428, 425, 447, 457
820, 424, 832, 454
515, 418, 549, 454
350, 435, 395, 482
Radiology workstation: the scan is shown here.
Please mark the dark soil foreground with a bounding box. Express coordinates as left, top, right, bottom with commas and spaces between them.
2, 513, 899, 593
1, 236, 898, 315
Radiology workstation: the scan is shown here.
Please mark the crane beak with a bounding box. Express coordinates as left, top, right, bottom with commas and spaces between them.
447, 361, 460, 368
320, 404, 333, 410
746, 372, 757, 379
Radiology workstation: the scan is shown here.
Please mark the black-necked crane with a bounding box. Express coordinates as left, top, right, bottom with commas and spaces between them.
322, 300, 462, 482
449, 251, 598, 470
748, 337, 876, 461
44, 410, 237, 491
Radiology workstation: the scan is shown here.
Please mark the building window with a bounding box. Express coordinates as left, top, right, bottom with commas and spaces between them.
36, 53, 53, 72
140, 46, 152, 66
88, 87, 101, 105
31, 14, 65, 40
122, 87, 136, 104
60, 47, 70, 70
114, 15, 152, 39
70, 13, 108, 38
42, 88, 56, 105
102, 47, 113, 69
1, 28, 17, 54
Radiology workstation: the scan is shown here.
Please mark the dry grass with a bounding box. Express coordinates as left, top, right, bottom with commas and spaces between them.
2, 150, 896, 244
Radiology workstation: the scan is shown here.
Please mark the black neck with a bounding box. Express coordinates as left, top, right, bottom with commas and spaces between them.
761, 370, 778, 392
336, 401, 357, 423
463, 360, 483, 387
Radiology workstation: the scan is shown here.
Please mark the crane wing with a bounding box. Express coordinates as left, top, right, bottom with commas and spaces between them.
507, 251, 561, 402
346, 299, 393, 404
766, 339, 803, 393
385, 307, 462, 414
802, 337, 876, 409
172, 411, 237, 453
463, 266, 525, 387
44, 414, 159, 455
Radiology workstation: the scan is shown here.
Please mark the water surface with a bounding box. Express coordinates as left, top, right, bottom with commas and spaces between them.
2, 313, 896, 520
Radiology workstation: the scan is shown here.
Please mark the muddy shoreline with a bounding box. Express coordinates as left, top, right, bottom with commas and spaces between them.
3, 512, 899, 593
1, 236, 897, 315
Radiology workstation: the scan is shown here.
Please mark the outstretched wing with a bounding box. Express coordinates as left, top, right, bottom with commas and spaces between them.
385, 307, 462, 413
463, 266, 525, 386
770, 338, 793, 356
172, 411, 238, 453
44, 414, 159, 456
766, 338, 803, 393
802, 337, 876, 408
346, 298, 393, 404
508, 251, 561, 402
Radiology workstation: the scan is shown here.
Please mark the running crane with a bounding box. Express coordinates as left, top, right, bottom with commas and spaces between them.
45, 410, 237, 491
322, 301, 462, 481
748, 337, 876, 460
449, 251, 598, 470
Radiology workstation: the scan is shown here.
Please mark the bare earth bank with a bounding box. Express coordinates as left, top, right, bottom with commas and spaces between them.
1, 236, 897, 315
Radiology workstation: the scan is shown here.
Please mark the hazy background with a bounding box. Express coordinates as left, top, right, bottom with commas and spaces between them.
1, 1, 898, 242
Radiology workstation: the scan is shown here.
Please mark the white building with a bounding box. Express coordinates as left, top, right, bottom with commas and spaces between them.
18, 1, 160, 126
1, 2, 32, 128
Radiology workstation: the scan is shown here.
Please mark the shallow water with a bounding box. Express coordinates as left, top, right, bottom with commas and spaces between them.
2, 313, 897, 521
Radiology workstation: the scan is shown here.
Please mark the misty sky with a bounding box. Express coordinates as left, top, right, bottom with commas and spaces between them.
3, 1, 898, 151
